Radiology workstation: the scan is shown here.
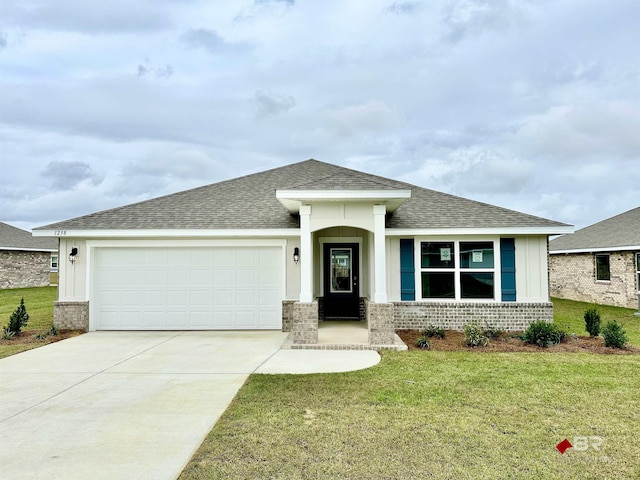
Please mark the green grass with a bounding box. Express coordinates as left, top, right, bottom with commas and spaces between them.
0, 286, 57, 358
552, 297, 640, 346
181, 298, 640, 479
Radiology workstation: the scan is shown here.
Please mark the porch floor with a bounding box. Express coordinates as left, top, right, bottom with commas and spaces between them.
282, 321, 407, 351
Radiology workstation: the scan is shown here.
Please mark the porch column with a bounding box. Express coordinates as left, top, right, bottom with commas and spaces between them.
373, 204, 387, 303
299, 205, 313, 302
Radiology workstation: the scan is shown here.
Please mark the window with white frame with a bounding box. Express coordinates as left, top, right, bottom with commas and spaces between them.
636, 253, 639, 293
595, 253, 610, 281
420, 240, 495, 300
50, 255, 59, 272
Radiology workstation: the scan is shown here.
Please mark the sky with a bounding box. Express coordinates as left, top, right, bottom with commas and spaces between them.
1, 0, 639, 232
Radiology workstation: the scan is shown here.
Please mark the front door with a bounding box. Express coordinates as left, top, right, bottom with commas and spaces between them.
323, 243, 359, 319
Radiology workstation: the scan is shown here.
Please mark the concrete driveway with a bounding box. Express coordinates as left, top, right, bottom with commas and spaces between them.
0, 331, 380, 480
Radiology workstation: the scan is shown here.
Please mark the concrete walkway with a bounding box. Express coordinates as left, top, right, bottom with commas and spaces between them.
0, 331, 380, 480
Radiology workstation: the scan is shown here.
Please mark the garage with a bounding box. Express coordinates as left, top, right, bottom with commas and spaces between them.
92, 246, 283, 330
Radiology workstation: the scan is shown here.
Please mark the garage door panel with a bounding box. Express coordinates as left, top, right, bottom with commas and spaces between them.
93, 246, 282, 330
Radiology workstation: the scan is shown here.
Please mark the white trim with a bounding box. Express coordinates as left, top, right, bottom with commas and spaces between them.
551, 245, 640, 254
33, 229, 300, 238
389, 226, 573, 236
0, 247, 58, 252
276, 189, 411, 200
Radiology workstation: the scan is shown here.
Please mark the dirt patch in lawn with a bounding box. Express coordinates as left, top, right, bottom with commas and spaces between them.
397, 329, 640, 354
0, 329, 83, 347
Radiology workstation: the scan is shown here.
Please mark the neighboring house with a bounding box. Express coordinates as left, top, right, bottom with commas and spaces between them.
33, 160, 571, 345
0, 222, 58, 289
549, 207, 640, 309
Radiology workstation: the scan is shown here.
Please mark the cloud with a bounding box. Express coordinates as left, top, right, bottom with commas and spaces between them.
326, 100, 400, 137
386, 2, 421, 15
0, 30, 6, 49
181, 28, 248, 54
253, 90, 296, 118
516, 102, 640, 160
40, 160, 104, 191
255, 0, 295, 4
0, 0, 174, 33
441, 0, 528, 43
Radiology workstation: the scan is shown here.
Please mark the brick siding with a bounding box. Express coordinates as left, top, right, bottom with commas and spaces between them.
291, 301, 319, 344
550, 252, 638, 309
393, 302, 553, 332
0, 251, 52, 289
54, 301, 89, 331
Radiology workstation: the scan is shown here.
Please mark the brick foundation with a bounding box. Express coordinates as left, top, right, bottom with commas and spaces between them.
291, 301, 319, 344
365, 299, 395, 345
281, 300, 295, 332
393, 302, 553, 332
54, 301, 89, 331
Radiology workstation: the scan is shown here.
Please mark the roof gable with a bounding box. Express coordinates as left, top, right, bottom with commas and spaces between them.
34, 159, 569, 232
550, 207, 640, 252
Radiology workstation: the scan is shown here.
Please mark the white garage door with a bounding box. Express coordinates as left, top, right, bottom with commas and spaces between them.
92, 247, 283, 330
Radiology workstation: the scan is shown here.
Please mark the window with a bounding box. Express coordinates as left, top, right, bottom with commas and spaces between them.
420, 241, 495, 300
636, 253, 640, 293
50, 255, 59, 272
595, 254, 610, 281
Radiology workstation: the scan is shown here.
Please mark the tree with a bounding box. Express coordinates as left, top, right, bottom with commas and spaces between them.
5, 298, 29, 335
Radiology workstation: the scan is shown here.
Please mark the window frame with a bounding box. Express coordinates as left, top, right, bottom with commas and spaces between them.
595, 253, 610, 282
416, 237, 500, 301
50, 254, 59, 272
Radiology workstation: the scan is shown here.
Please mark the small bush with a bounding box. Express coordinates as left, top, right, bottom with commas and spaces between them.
49, 326, 59, 336
5, 298, 29, 335
421, 325, 445, 339
463, 323, 489, 347
522, 320, 567, 347
2, 330, 16, 340
602, 321, 627, 349
483, 324, 504, 340
584, 308, 601, 337
415, 336, 431, 349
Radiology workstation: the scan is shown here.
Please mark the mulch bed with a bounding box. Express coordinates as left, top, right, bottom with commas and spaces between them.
0, 329, 83, 347
397, 329, 640, 354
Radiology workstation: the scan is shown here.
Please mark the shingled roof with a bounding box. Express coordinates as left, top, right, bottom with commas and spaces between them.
550, 207, 640, 252
35, 159, 568, 231
0, 222, 58, 251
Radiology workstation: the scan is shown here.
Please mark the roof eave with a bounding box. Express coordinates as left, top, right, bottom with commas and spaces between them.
276, 189, 412, 214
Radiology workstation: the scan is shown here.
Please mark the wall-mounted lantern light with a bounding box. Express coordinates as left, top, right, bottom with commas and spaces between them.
293, 247, 300, 264
69, 247, 79, 264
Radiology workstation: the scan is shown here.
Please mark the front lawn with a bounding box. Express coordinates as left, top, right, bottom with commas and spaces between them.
0, 286, 64, 358
181, 298, 640, 479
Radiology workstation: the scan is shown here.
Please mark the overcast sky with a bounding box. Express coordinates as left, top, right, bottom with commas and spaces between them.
1, 0, 639, 232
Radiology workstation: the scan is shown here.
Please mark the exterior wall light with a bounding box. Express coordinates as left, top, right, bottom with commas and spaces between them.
69, 247, 79, 263
293, 247, 300, 264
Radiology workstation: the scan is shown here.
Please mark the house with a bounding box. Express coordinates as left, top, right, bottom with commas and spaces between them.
1, 222, 58, 289
549, 207, 640, 309
33, 159, 571, 345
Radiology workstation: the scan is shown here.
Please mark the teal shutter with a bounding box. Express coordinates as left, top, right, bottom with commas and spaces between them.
500, 238, 516, 302
400, 239, 415, 301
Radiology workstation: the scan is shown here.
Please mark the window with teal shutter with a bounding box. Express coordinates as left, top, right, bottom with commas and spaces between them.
500, 238, 516, 301
400, 239, 415, 300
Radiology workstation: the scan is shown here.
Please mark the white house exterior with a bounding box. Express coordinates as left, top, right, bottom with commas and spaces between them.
34, 160, 571, 346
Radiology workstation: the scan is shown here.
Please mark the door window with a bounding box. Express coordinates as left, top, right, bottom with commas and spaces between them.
330, 248, 352, 293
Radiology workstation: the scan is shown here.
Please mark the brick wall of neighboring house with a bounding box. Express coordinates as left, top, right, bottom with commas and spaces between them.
549, 251, 638, 309
0, 250, 52, 289
393, 302, 553, 331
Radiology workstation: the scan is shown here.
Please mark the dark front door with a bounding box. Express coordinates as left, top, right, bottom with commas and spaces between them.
323, 243, 359, 319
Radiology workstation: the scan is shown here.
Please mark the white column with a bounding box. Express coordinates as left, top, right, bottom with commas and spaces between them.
299, 205, 313, 302
373, 204, 387, 303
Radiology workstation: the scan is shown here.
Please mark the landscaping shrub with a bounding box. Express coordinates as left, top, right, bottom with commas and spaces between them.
602, 321, 627, 349
4, 298, 29, 335
483, 324, 504, 340
463, 323, 489, 347
522, 320, 567, 347
421, 325, 445, 339
584, 308, 601, 337
415, 336, 430, 349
